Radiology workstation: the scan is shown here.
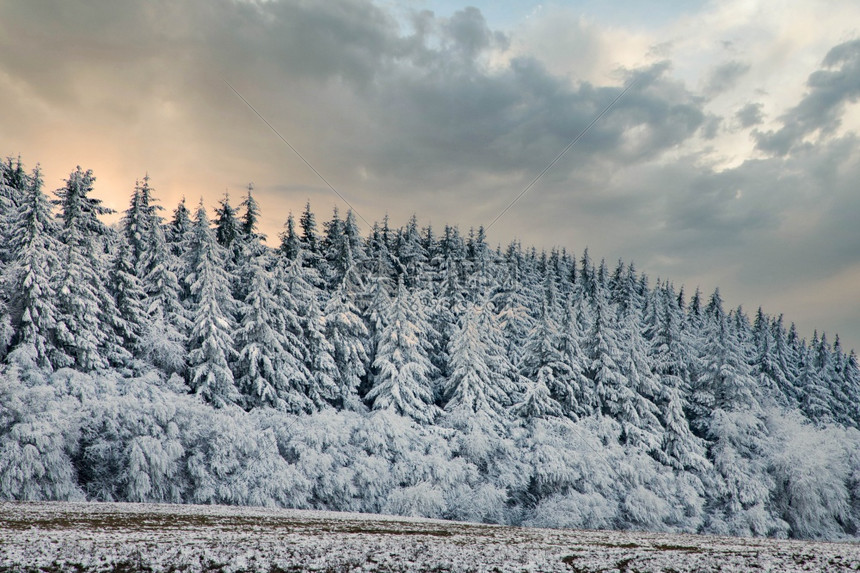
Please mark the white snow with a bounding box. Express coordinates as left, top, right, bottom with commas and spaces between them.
2, 501, 860, 572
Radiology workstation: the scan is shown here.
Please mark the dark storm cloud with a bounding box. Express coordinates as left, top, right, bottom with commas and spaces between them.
0, 0, 706, 198
616, 133, 860, 296
700, 114, 722, 139
702, 60, 750, 97
755, 39, 860, 156
3, 1, 859, 349
735, 102, 764, 128
362, 58, 704, 184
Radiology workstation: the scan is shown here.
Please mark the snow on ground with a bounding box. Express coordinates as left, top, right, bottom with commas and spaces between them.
2, 501, 859, 572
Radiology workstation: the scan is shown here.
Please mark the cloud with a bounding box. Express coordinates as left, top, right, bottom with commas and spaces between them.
700, 114, 722, 139
755, 38, 860, 156
735, 102, 764, 128
1, 0, 860, 350
702, 60, 750, 97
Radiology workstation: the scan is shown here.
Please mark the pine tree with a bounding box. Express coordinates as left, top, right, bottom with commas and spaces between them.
690, 289, 759, 426
122, 175, 161, 274
520, 284, 571, 416
769, 314, 800, 408
615, 294, 662, 449
367, 279, 440, 423
797, 333, 832, 424
827, 335, 855, 427
395, 214, 427, 289
185, 201, 239, 408
53, 166, 126, 370
555, 295, 591, 417
648, 290, 708, 470
274, 255, 317, 413
214, 192, 240, 250
139, 218, 188, 374
239, 184, 262, 240
583, 281, 625, 415
279, 213, 301, 261
751, 309, 791, 407
362, 226, 396, 373
301, 286, 339, 410
443, 301, 513, 428
511, 367, 564, 419
167, 197, 192, 257
109, 236, 150, 354
4, 167, 62, 369
0, 158, 26, 265
492, 243, 535, 371
299, 201, 324, 276
234, 250, 309, 411
324, 276, 369, 411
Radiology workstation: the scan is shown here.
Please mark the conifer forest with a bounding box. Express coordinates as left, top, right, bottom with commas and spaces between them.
2, 157, 860, 541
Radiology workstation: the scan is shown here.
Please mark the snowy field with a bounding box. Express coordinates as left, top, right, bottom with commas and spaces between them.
1, 502, 859, 572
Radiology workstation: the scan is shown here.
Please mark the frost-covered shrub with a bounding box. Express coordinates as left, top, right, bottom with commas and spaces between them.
524, 491, 618, 530
75, 372, 186, 502
768, 411, 853, 539
383, 482, 446, 518
621, 486, 675, 531
445, 482, 508, 523
184, 407, 309, 508
0, 366, 83, 501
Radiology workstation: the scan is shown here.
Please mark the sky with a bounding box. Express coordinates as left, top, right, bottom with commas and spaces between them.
1, 0, 859, 351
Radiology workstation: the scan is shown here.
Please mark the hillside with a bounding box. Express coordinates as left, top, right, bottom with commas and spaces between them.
1, 158, 860, 540
3, 501, 860, 572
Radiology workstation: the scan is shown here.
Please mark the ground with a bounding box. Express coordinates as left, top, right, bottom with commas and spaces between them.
1, 501, 859, 572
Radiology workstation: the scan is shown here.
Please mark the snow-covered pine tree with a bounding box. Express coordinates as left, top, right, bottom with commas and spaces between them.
271, 254, 316, 413
362, 225, 396, 367
796, 332, 833, 424
139, 216, 188, 375
278, 212, 301, 261
299, 201, 325, 279
583, 279, 626, 416
751, 308, 791, 408
109, 236, 150, 356
520, 279, 571, 418
185, 201, 239, 408
0, 158, 26, 266
323, 265, 369, 411
234, 249, 307, 411
492, 242, 535, 372
239, 184, 262, 240
436, 225, 468, 312
648, 286, 708, 471
214, 192, 240, 251
443, 300, 512, 429
817, 333, 851, 426
367, 279, 440, 423
52, 166, 127, 370
3, 167, 62, 370
167, 197, 192, 257
232, 185, 268, 306
322, 208, 368, 292
122, 175, 162, 275
553, 295, 591, 418
300, 282, 339, 410
395, 214, 427, 290
321, 206, 345, 288
830, 336, 860, 428
511, 367, 564, 419
689, 289, 759, 431
768, 314, 800, 408
694, 292, 773, 536
614, 283, 662, 450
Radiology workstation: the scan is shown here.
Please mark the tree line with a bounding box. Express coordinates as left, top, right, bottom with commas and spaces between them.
2, 156, 859, 539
